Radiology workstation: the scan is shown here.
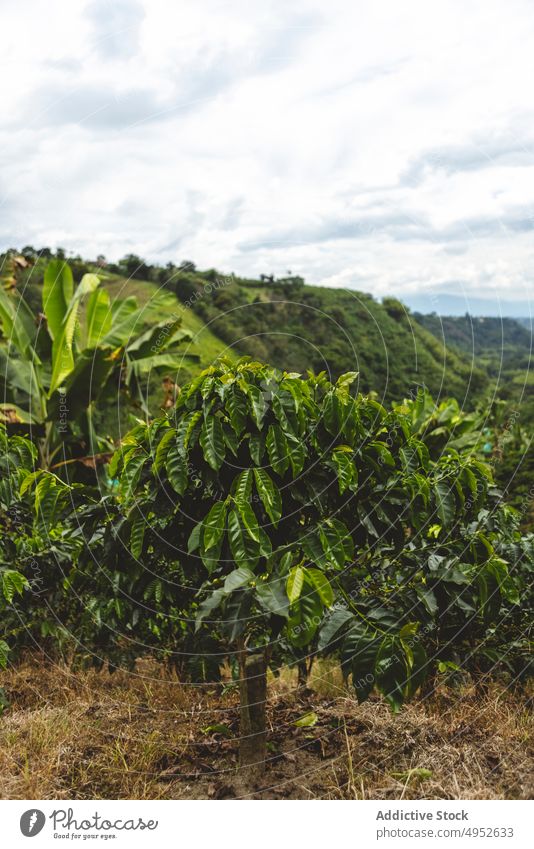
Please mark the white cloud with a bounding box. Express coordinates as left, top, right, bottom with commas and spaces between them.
85, 0, 145, 60
1, 0, 534, 306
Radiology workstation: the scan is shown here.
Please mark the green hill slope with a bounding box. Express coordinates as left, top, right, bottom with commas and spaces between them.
412, 311, 534, 435
100, 272, 234, 381
1, 249, 490, 406
164, 274, 488, 404
413, 312, 533, 375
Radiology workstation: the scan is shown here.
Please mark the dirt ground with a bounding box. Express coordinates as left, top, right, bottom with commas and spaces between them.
0, 656, 532, 800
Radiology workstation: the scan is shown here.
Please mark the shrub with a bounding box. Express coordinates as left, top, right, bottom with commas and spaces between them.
108, 359, 528, 775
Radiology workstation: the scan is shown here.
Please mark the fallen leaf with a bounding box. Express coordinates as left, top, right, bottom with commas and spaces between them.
293, 711, 319, 728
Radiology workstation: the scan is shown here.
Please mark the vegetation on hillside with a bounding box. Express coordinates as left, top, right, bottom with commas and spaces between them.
414, 312, 533, 375
412, 312, 534, 517
1, 248, 490, 410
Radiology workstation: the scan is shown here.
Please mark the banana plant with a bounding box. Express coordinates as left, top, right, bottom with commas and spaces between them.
0, 260, 198, 471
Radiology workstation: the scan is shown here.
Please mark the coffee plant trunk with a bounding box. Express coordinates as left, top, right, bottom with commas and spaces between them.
297, 659, 308, 689
238, 650, 267, 777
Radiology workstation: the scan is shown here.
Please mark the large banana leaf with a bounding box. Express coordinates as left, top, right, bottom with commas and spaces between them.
0, 402, 37, 424
85, 287, 112, 347
0, 288, 38, 361
42, 260, 74, 341
47, 348, 117, 420
48, 273, 100, 395
126, 351, 200, 377
126, 320, 193, 358
0, 347, 43, 411
100, 297, 140, 347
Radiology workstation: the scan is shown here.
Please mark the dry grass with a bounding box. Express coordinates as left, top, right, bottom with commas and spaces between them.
0, 656, 532, 800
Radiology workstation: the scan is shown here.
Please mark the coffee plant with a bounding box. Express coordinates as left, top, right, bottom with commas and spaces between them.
106, 359, 529, 772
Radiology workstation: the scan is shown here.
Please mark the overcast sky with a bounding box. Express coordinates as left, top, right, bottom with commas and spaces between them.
2, 0, 534, 308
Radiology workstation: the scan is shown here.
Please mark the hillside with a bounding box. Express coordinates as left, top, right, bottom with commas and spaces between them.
413, 312, 533, 375
413, 311, 534, 424
100, 272, 234, 382
3, 250, 491, 408
161, 272, 489, 405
